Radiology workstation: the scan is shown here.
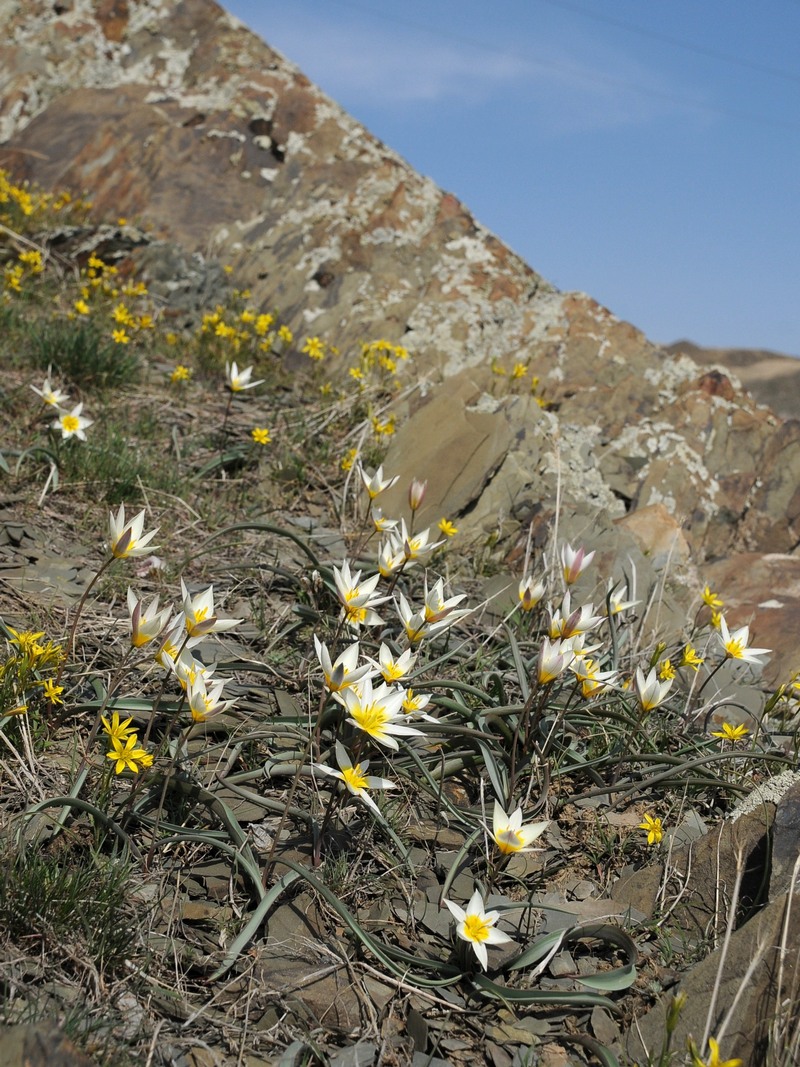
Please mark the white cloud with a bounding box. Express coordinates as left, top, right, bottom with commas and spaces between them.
241, 8, 710, 131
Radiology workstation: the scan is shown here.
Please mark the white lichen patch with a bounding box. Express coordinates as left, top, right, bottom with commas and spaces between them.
729, 770, 800, 821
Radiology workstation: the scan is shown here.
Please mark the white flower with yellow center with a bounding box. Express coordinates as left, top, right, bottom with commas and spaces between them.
313, 741, 396, 815
377, 537, 406, 578
31, 377, 70, 407
373, 643, 416, 683
606, 581, 639, 616
313, 635, 372, 693
443, 890, 513, 970
717, 616, 770, 665
341, 676, 422, 751
548, 591, 602, 640
186, 673, 235, 723
561, 543, 595, 585
225, 360, 263, 392
423, 577, 467, 624
180, 579, 242, 638
571, 657, 617, 698
537, 636, 575, 684
400, 687, 436, 721
397, 518, 443, 563
518, 575, 546, 612
359, 464, 399, 499
333, 561, 387, 629
53, 402, 92, 440
634, 666, 673, 712
108, 504, 159, 560
127, 588, 171, 648
370, 507, 398, 533
491, 801, 549, 855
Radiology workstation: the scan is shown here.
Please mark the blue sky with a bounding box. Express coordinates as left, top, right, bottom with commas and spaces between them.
223, 0, 800, 355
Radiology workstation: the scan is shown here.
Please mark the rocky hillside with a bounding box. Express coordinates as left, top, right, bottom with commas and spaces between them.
2, 0, 799, 680
667, 340, 800, 421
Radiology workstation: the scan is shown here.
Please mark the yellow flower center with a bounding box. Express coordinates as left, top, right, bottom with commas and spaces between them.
352, 702, 389, 737
725, 638, 745, 659
462, 914, 491, 943
61, 414, 80, 433
341, 764, 369, 792
495, 829, 524, 854
345, 604, 367, 624
383, 662, 404, 681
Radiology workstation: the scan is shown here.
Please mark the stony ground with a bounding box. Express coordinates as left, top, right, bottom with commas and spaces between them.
0, 192, 798, 1067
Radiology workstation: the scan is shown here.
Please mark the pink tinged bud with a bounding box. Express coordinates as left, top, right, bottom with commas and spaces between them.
408, 478, 428, 511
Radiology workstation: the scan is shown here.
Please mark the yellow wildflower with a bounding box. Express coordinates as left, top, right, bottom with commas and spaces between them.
107, 734, 153, 774
702, 584, 724, 610
251, 427, 271, 445
639, 813, 663, 845
680, 644, 704, 671
711, 721, 750, 742
659, 659, 676, 681
437, 517, 458, 537
302, 335, 325, 360
170, 364, 191, 383
112, 328, 130, 344
40, 678, 64, 705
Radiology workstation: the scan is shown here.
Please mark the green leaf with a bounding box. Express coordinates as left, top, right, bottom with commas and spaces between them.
509, 927, 568, 970
210, 869, 302, 981
576, 964, 637, 991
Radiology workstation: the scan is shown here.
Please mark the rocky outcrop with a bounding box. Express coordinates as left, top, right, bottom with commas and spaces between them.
667, 340, 800, 421
1, 0, 799, 670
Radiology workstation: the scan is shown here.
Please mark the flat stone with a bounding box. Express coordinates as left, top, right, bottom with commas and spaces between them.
0, 1025, 95, 1067
622, 891, 800, 1067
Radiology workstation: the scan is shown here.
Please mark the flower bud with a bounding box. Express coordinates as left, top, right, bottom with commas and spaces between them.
408, 478, 428, 511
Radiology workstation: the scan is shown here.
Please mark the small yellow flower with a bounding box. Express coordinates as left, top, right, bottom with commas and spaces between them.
711, 609, 723, 630
278, 325, 293, 344
711, 721, 750, 742
251, 427, 271, 445
254, 313, 274, 335
438, 517, 458, 537
107, 733, 153, 774
101, 712, 136, 746
702, 584, 724, 610
7, 627, 46, 655
340, 448, 358, 472
511, 361, 527, 379
40, 678, 64, 705
74, 298, 90, 315
165, 331, 178, 346
638, 813, 663, 846
680, 643, 704, 671
302, 335, 325, 360
659, 659, 676, 681
170, 364, 191, 383
222, 264, 233, 274
688, 1036, 742, 1067
371, 414, 396, 436
112, 328, 130, 344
